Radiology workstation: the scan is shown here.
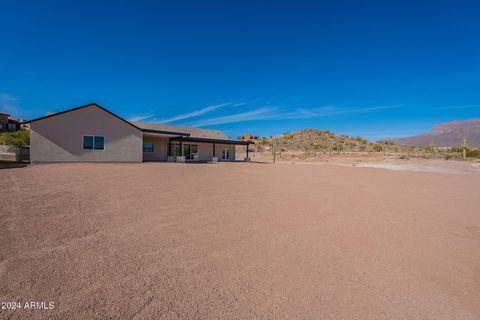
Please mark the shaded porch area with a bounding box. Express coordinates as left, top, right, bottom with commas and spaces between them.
142, 132, 252, 162
167, 136, 252, 163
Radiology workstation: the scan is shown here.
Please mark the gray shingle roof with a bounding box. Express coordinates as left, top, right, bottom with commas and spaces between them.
130, 121, 229, 140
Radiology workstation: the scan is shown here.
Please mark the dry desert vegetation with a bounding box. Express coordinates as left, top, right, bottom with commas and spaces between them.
1, 162, 480, 319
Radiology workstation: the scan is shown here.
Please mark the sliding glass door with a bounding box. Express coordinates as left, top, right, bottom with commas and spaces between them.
169, 143, 182, 157
183, 144, 190, 159
168, 143, 199, 160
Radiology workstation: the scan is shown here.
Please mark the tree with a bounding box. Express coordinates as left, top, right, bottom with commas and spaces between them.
0, 129, 30, 147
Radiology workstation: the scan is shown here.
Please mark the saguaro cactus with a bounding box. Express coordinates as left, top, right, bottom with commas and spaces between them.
462, 136, 468, 160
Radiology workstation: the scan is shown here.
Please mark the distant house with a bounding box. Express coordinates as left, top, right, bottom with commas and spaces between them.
24, 103, 252, 163
0, 112, 21, 132
237, 133, 259, 142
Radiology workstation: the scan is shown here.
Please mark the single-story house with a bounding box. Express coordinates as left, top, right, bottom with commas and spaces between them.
24, 103, 252, 163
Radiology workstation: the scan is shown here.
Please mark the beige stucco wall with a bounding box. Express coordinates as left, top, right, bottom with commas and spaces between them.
142, 136, 168, 161
30, 106, 143, 163
200, 142, 236, 161
142, 138, 236, 161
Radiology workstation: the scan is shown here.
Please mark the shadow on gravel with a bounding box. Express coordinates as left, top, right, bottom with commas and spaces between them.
0, 161, 29, 169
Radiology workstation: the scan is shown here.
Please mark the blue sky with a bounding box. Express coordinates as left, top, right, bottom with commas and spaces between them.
1, 0, 479, 140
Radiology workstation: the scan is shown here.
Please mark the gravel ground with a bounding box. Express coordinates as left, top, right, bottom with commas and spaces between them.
354, 160, 480, 175
1, 162, 479, 319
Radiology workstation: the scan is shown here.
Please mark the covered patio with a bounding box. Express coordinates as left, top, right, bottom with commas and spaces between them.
167, 136, 252, 162
141, 130, 252, 163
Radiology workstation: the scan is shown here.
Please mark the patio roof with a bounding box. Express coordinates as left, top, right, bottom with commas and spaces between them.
169, 136, 252, 145
142, 128, 190, 137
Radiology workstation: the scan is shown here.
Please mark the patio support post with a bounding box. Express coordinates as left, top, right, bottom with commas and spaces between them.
246, 144, 249, 159
211, 143, 218, 162
174, 137, 186, 162
168, 140, 171, 157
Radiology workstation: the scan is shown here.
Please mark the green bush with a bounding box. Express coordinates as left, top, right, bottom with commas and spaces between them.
0, 129, 30, 147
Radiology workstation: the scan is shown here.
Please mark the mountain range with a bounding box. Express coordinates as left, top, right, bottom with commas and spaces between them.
387, 119, 480, 147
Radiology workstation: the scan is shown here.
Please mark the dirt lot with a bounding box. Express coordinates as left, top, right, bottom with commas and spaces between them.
1, 162, 480, 319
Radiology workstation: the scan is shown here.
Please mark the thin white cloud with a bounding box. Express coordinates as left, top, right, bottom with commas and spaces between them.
127, 102, 238, 123
127, 112, 156, 122
130, 100, 402, 127
157, 102, 233, 123
0, 93, 19, 116
296, 106, 340, 117
182, 104, 402, 127
230, 102, 247, 107
185, 107, 280, 127
295, 105, 401, 118
437, 104, 480, 110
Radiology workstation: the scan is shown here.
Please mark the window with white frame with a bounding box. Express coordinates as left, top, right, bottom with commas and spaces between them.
83, 135, 105, 150
143, 142, 154, 152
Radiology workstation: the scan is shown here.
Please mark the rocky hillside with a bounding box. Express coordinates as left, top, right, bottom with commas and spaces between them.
255, 129, 401, 153
388, 119, 480, 147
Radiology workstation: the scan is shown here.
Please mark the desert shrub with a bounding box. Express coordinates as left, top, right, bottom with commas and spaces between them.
449, 146, 464, 153
424, 145, 436, 153
372, 144, 384, 152
466, 148, 480, 158
446, 147, 480, 158
0, 129, 30, 147
377, 140, 394, 145
332, 144, 344, 151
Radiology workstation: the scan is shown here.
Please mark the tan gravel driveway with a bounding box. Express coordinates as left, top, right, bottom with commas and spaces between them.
1, 162, 479, 319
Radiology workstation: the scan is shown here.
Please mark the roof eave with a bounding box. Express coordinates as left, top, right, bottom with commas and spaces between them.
141, 128, 190, 136
22, 103, 142, 131
169, 136, 252, 145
